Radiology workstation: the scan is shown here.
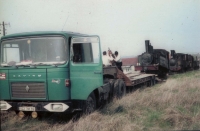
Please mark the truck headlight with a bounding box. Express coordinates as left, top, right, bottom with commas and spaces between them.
52, 104, 63, 111
44, 103, 69, 112
0, 103, 6, 109
0, 101, 12, 110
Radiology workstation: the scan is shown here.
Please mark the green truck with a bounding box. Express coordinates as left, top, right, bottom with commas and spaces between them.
0, 31, 155, 118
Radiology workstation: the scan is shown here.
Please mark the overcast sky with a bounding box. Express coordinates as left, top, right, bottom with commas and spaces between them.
0, 0, 200, 57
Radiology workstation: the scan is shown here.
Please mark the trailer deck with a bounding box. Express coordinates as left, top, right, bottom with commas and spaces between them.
103, 66, 155, 87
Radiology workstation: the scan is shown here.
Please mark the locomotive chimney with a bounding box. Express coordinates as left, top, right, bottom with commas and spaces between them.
149, 44, 153, 53
171, 50, 175, 58
145, 40, 150, 53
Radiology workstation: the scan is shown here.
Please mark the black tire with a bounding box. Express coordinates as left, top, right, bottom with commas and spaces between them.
151, 76, 156, 86
85, 92, 96, 114
114, 79, 126, 99
149, 79, 153, 87
15, 110, 19, 115
153, 76, 156, 85
109, 79, 115, 89
180, 68, 184, 73
109, 79, 115, 98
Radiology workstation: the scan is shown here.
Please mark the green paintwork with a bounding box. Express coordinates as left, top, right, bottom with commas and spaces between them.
9, 69, 46, 80
47, 67, 70, 100
0, 67, 71, 101
70, 36, 103, 100
70, 63, 103, 99
1, 31, 87, 40
9, 69, 47, 100
0, 70, 10, 99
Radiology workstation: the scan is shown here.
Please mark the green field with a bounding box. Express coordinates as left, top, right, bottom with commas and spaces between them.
1, 70, 200, 131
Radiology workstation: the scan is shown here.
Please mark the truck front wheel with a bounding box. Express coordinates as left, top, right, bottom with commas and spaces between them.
85, 92, 96, 114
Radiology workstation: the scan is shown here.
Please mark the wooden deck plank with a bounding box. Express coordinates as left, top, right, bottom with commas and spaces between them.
129, 74, 154, 81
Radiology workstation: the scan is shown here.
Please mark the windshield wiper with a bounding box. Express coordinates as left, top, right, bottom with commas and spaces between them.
1, 65, 13, 67
15, 64, 36, 68
51, 63, 59, 67
33, 63, 61, 66
16, 65, 30, 67
32, 63, 52, 66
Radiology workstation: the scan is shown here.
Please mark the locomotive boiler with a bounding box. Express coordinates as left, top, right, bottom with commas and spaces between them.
135, 40, 170, 78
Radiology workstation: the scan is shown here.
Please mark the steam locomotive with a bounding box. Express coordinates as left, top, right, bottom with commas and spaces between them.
193, 56, 200, 70
187, 54, 194, 70
170, 50, 199, 72
170, 50, 187, 72
135, 40, 170, 78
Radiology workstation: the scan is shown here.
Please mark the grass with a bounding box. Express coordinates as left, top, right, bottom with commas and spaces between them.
1, 70, 200, 131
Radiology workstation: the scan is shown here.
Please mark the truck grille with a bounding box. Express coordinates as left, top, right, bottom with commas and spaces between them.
11, 82, 46, 98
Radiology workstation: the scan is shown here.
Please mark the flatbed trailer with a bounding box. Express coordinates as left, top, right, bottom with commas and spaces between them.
103, 66, 156, 88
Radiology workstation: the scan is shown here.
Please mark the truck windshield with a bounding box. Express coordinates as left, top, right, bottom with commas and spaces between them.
1, 36, 67, 66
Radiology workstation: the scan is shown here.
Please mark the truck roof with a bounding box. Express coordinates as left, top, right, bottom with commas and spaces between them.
1, 31, 88, 40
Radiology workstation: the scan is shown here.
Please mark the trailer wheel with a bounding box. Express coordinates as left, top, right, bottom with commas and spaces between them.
114, 79, 126, 99
109, 79, 115, 98
153, 76, 156, 85
151, 76, 156, 86
85, 92, 96, 114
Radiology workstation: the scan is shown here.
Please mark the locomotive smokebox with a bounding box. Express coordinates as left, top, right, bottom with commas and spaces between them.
171, 50, 175, 58
145, 40, 150, 53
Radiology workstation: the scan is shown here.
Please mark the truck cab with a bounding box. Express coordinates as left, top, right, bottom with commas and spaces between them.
0, 31, 104, 115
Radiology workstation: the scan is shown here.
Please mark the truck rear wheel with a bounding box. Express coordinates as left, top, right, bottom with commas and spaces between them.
114, 79, 126, 99
85, 92, 96, 114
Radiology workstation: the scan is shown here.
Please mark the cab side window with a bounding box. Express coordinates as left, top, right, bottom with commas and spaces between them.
73, 44, 83, 62
72, 43, 99, 64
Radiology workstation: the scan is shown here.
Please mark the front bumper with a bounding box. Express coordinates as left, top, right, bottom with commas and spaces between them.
0, 101, 72, 112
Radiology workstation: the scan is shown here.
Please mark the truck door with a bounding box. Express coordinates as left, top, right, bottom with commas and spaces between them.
70, 36, 103, 100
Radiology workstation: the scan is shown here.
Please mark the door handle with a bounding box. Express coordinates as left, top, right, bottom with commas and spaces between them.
94, 71, 102, 74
